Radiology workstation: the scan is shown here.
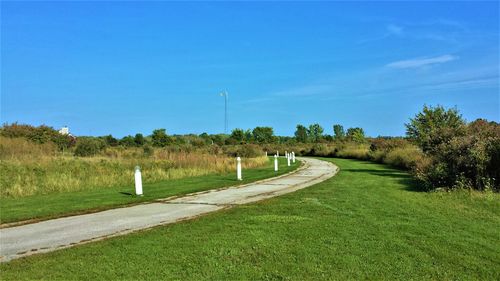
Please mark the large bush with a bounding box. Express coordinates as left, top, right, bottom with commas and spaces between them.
74, 138, 105, 157
408, 107, 500, 191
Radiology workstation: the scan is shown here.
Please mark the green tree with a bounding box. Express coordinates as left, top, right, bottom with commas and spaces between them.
405, 105, 466, 153
104, 135, 119, 147
229, 128, 245, 143
308, 124, 324, 143
252, 127, 274, 143
346, 127, 365, 143
295, 124, 308, 143
211, 134, 226, 146
199, 133, 212, 145
333, 124, 345, 140
134, 133, 145, 146
151, 129, 170, 147
120, 135, 136, 147
244, 129, 253, 143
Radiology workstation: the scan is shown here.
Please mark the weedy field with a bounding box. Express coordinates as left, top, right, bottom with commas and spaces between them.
1, 136, 303, 224
1, 158, 498, 280
0, 136, 268, 198
0, 157, 299, 224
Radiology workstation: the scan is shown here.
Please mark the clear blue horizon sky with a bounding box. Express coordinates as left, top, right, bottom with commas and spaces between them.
1, 1, 499, 137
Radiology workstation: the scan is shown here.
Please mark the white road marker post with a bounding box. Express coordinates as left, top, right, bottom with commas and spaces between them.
292, 152, 296, 163
277, 151, 279, 157
274, 154, 279, 172
265, 151, 268, 157
287, 153, 291, 166
134, 166, 143, 196
236, 157, 242, 181
285, 151, 288, 158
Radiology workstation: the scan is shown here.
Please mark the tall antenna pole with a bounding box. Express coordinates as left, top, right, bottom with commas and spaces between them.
220, 91, 228, 134
225, 91, 228, 134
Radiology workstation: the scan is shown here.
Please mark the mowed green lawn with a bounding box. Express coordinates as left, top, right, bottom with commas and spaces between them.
0, 158, 299, 224
1, 158, 499, 280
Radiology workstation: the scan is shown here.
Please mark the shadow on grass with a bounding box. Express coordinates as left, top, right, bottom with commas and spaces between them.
342, 168, 408, 179
339, 167, 424, 192
119, 192, 134, 196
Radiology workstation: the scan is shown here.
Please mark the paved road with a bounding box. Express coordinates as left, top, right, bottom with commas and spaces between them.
0, 157, 338, 262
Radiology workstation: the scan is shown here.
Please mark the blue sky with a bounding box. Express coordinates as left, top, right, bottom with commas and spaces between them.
1, 1, 498, 137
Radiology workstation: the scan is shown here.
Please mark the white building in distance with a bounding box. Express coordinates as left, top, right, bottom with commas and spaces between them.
58, 126, 70, 135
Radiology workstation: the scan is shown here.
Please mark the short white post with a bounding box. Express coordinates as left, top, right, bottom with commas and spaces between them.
274, 154, 278, 171
265, 151, 268, 157
135, 166, 143, 196
292, 152, 296, 163
236, 157, 242, 180
285, 151, 288, 158
277, 150, 279, 157
287, 153, 291, 166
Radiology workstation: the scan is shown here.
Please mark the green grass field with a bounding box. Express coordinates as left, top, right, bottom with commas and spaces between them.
1, 158, 498, 280
0, 158, 299, 224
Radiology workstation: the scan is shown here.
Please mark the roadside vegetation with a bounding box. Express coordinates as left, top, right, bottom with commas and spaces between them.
1, 104, 498, 199
0, 157, 299, 224
0, 137, 268, 198
1, 158, 497, 280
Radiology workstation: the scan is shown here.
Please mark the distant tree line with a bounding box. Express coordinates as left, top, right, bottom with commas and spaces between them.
292, 123, 366, 143
2, 104, 498, 192
0, 122, 370, 154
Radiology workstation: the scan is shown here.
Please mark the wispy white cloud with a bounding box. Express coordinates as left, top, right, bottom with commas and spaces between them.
386, 55, 458, 69
266, 58, 498, 101
358, 18, 469, 45
386, 24, 404, 36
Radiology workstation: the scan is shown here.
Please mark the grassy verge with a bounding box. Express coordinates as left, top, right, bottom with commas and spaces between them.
1, 158, 498, 280
0, 158, 300, 224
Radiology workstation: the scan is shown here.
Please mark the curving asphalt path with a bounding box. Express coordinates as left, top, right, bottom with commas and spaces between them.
0, 157, 338, 262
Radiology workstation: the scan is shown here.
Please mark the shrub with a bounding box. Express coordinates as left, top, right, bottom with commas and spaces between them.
409, 116, 500, 191
308, 143, 332, 157
74, 138, 105, 157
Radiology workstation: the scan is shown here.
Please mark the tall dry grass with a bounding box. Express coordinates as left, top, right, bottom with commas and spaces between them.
335, 144, 370, 160
0, 136, 58, 159
0, 137, 268, 198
